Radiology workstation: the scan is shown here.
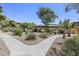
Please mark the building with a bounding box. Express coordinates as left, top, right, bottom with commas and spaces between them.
33, 24, 59, 32
34, 24, 58, 28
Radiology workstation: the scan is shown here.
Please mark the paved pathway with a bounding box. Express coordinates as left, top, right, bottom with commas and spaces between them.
0, 32, 61, 56
30, 35, 61, 56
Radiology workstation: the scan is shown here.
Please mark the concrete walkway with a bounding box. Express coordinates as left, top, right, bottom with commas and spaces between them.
30, 35, 61, 56
0, 32, 61, 56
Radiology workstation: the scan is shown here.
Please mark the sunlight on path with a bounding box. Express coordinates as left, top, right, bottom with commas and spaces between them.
0, 32, 61, 56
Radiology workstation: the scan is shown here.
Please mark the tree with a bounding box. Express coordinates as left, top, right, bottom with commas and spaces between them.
0, 6, 6, 21
1, 20, 9, 28
0, 15, 7, 21
59, 20, 62, 25
0, 6, 3, 14
21, 23, 28, 31
65, 3, 79, 13
57, 20, 65, 34
21, 22, 35, 32
26, 23, 35, 33
37, 7, 58, 32
62, 19, 73, 37
9, 20, 17, 27
26, 23, 35, 29
63, 19, 71, 30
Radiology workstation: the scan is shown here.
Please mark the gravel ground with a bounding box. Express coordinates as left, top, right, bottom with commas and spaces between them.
5, 32, 50, 45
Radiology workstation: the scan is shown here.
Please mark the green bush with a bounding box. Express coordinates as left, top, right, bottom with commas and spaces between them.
26, 33, 36, 40
39, 33, 48, 38
2, 27, 9, 32
14, 27, 23, 36
1, 20, 9, 28
57, 28, 65, 34
61, 37, 79, 56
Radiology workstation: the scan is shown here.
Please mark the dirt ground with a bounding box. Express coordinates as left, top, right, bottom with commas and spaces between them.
46, 36, 64, 56
5, 32, 50, 45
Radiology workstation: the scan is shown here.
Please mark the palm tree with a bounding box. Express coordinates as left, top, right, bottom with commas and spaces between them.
37, 7, 58, 32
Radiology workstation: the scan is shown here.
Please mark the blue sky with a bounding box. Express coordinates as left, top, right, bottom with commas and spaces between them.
0, 3, 79, 25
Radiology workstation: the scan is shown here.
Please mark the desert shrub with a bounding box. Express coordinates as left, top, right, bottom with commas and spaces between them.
1, 20, 9, 28
8, 27, 15, 32
28, 29, 33, 32
39, 28, 46, 33
33, 28, 38, 32
2, 27, 9, 32
61, 37, 79, 56
14, 27, 23, 36
39, 33, 48, 38
26, 33, 36, 40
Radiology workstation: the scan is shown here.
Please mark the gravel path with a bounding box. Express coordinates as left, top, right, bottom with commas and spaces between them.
0, 32, 61, 56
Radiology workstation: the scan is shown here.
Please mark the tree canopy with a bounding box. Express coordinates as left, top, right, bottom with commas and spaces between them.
0, 6, 3, 14
37, 7, 58, 25
65, 3, 79, 13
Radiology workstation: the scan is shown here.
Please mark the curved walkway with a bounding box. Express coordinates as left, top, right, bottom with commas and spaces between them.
0, 32, 61, 56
